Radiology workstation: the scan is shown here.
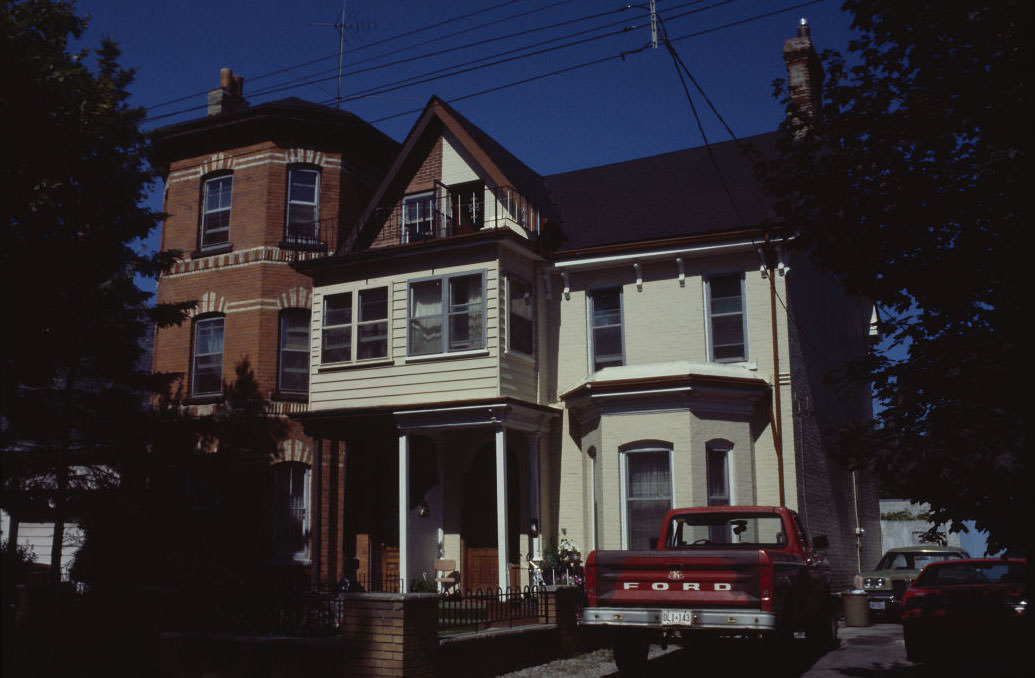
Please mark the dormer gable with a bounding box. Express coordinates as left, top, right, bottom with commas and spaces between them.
346, 97, 552, 253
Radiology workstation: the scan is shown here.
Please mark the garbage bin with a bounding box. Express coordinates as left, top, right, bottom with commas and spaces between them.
842, 590, 871, 627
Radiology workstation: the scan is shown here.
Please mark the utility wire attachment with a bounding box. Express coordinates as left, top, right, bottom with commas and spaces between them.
649, 0, 659, 48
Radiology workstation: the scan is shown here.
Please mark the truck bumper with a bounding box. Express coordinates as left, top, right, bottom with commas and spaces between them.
582, 607, 777, 631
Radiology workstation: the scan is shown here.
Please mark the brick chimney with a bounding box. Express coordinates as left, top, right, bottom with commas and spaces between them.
782, 18, 823, 133
207, 68, 248, 116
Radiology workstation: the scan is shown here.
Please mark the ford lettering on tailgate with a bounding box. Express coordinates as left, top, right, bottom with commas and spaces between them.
623, 582, 733, 591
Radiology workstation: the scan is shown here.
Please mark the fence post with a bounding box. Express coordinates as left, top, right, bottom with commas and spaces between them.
545, 585, 579, 657
340, 592, 440, 677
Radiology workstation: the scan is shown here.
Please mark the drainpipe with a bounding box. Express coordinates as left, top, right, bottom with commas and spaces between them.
766, 237, 786, 507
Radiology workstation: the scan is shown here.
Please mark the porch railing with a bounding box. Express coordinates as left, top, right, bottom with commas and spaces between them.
365, 183, 541, 246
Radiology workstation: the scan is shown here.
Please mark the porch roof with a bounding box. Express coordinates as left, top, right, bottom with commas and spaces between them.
294, 396, 561, 440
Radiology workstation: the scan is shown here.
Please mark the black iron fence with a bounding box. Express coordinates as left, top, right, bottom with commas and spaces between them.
438, 585, 548, 635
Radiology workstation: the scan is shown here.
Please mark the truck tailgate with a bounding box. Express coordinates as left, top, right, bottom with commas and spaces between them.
590, 549, 763, 608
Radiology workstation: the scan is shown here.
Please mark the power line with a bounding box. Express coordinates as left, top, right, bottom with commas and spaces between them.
143, 6, 654, 125
144, 0, 532, 111
143, 0, 731, 125
666, 0, 829, 44
372, 43, 652, 123
245, 4, 639, 102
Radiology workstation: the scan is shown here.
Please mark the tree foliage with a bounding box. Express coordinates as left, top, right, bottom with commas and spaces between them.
0, 0, 187, 581
761, 2, 1026, 554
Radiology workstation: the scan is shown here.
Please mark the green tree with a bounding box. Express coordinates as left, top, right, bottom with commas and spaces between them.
761, 2, 1025, 554
1, 0, 187, 584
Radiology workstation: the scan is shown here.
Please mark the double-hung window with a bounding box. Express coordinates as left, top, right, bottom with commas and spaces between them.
622, 447, 673, 550
402, 192, 435, 243
285, 168, 320, 243
191, 315, 224, 396
589, 287, 623, 370
357, 288, 389, 360
320, 288, 389, 363
321, 294, 352, 363
201, 174, 232, 249
507, 277, 534, 356
278, 310, 310, 394
707, 274, 747, 362
408, 273, 484, 356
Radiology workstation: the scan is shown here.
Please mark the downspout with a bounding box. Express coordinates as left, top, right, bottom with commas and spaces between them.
766, 237, 786, 507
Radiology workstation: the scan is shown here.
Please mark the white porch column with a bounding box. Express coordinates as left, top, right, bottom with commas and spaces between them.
495, 423, 509, 590
398, 431, 410, 593
528, 433, 541, 561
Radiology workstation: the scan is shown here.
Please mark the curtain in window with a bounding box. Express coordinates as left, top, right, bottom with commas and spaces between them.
626, 451, 671, 550
409, 279, 443, 354
448, 275, 483, 350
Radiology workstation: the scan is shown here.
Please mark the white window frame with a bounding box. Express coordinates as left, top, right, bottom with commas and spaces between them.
619, 444, 674, 550
272, 462, 311, 562
706, 273, 748, 363
588, 286, 625, 372
407, 271, 486, 357
706, 440, 734, 507
278, 309, 310, 394
320, 287, 390, 364
200, 174, 232, 250
191, 315, 224, 396
321, 292, 352, 364
506, 275, 534, 357
285, 167, 320, 242
402, 191, 435, 243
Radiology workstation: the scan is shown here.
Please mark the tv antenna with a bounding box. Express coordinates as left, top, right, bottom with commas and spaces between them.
310, 1, 374, 108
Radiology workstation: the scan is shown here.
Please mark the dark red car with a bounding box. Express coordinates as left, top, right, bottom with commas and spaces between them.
901, 558, 1027, 666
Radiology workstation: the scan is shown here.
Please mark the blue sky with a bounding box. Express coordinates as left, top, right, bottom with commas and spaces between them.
71, 0, 858, 271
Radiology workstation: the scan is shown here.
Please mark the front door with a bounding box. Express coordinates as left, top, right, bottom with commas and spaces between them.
462, 450, 498, 592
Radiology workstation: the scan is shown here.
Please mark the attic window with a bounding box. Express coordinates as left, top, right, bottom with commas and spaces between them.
402, 192, 435, 243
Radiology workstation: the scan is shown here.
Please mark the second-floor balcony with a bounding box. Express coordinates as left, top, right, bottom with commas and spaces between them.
367, 182, 541, 247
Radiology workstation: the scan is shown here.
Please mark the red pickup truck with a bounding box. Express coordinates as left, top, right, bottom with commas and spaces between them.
582, 506, 838, 673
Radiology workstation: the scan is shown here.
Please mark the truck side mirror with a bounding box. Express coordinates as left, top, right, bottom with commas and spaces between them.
813, 535, 829, 550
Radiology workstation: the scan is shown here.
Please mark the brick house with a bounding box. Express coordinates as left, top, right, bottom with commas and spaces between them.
149, 71, 398, 586
294, 24, 881, 593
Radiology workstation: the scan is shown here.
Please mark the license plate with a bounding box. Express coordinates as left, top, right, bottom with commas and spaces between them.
869, 600, 886, 610
661, 610, 694, 626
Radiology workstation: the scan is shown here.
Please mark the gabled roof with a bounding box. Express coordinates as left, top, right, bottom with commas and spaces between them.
346, 96, 550, 252
544, 132, 778, 253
